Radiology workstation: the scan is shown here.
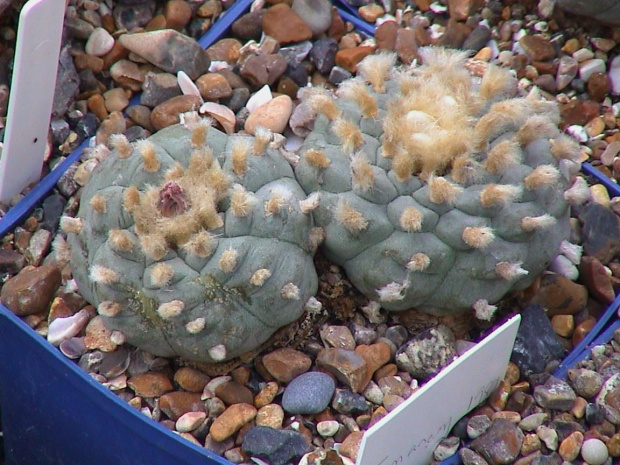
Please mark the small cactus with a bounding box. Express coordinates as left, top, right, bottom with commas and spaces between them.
66, 118, 318, 363
294, 47, 582, 316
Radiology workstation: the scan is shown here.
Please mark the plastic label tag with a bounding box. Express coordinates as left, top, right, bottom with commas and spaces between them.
357, 315, 521, 465
0, 0, 64, 203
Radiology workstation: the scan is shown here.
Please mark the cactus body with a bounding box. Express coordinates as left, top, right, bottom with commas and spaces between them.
294, 48, 580, 316
68, 121, 318, 363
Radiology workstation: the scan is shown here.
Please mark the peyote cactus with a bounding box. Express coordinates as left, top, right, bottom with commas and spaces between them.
294, 47, 583, 317
65, 117, 319, 363
65, 46, 586, 364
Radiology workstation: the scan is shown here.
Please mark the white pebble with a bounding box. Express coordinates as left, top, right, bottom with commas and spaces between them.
573, 48, 594, 62
549, 254, 579, 281
47, 309, 91, 346
177, 71, 202, 100
609, 55, 620, 96
316, 420, 340, 437
566, 125, 588, 143
246, 84, 272, 113
85, 27, 115, 57
579, 58, 606, 82
581, 438, 609, 465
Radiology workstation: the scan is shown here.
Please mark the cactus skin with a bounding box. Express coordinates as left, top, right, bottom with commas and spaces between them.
294, 48, 581, 316
67, 121, 318, 363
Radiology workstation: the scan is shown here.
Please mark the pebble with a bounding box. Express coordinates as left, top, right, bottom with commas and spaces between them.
511, 304, 566, 376
159, 391, 205, 421
119, 29, 211, 80
85, 27, 115, 57
151, 94, 202, 130
254, 381, 279, 409
175, 411, 206, 433
581, 438, 609, 465
316, 420, 340, 437
244, 94, 293, 135
559, 430, 583, 462
0, 264, 61, 316
309, 38, 339, 76
241, 425, 310, 465
262, 4, 313, 45
281, 371, 335, 414
199, 101, 236, 134
533, 376, 577, 411
395, 325, 456, 380
84, 315, 117, 352
518, 35, 556, 61
210, 403, 257, 442
261, 348, 312, 383
214, 380, 253, 406
316, 348, 368, 393
196, 73, 232, 100
580, 59, 607, 83
467, 415, 492, 439
47, 309, 91, 346
470, 419, 524, 465
291, 0, 332, 36
239, 53, 287, 88
255, 403, 284, 429
173, 367, 210, 393
331, 389, 369, 415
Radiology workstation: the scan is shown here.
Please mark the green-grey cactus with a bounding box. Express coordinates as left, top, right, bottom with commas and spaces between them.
65, 118, 319, 363
294, 47, 582, 317
65, 46, 585, 363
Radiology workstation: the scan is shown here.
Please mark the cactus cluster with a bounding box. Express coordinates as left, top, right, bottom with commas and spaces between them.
66, 47, 583, 363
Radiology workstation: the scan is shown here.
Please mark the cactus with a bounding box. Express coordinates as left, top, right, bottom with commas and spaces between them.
294, 47, 582, 317
66, 46, 584, 363
66, 118, 319, 363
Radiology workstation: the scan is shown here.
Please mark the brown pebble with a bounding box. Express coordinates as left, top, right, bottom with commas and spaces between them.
128, 372, 174, 397
588, 72, 611, 102
529, 273, 587, 317
1, 264, 61, 316
335, 46, 375, 73
164, 0, 192, 30
519, 35, 556, 61
262, 3, 313, 45
551, 314, 575, 338
317, 348, 368, 393
394, 28, 419, 65
87, 94, 109, 121
196, 73, 233, 100
355, 342, 392, 392
261, 348, 312, 383
579, 256, 616, 304
448, 0, 485, 21
84, 315, 117, 352
159, 391, 205, 421
150, 94, 202, 130
206, 38, 242, 64
572, 318, 596, 346
174, 367, 210, 392
375, 20, 398, 50
214, 380, 254, 406
209, 403, 257, 442
254, 381, 279, 409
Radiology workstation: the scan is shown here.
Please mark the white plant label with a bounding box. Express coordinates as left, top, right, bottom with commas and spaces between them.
0, 0, 65, 203
357, 315, 521, 465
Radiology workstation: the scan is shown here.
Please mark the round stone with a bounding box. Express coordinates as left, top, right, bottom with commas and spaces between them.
281, 371, 335, 414
85, 27, 115, 57
581, 438, 609, 465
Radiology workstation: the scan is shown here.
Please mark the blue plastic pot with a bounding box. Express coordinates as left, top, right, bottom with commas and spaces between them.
2, 4, 620, 464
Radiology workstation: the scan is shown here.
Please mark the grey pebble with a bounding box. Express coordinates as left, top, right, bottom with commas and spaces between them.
281, 371, 335, 414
